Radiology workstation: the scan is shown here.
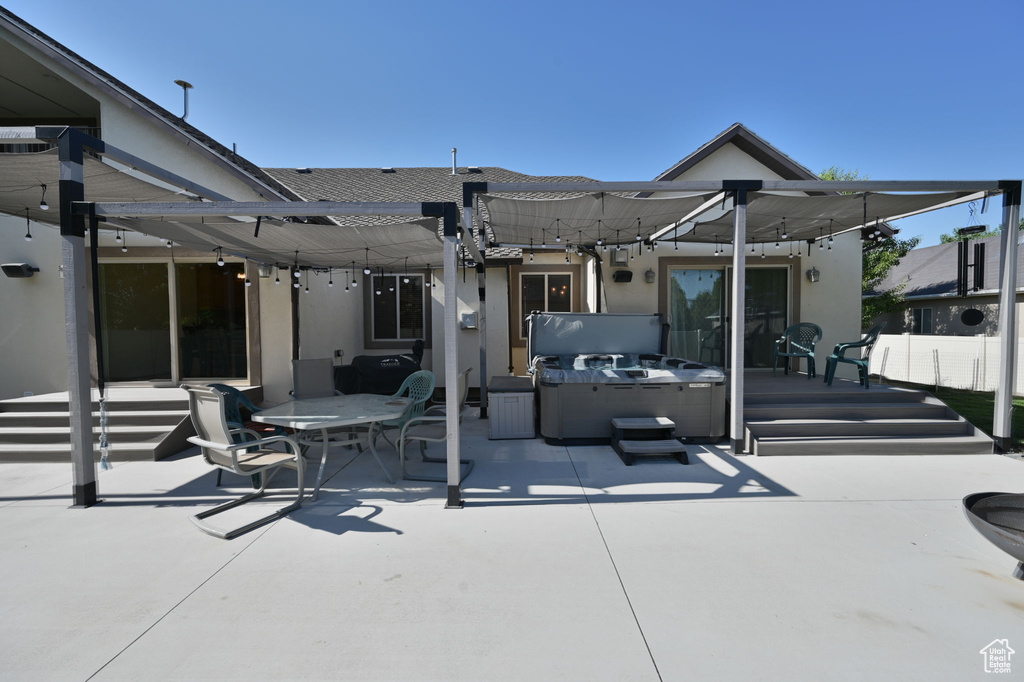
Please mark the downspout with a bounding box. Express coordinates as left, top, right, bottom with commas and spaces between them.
506, 264, 514, 374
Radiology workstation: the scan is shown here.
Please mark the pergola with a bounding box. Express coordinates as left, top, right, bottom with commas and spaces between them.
460, 178, 1021, 454
5, 126, 473, 509
2, 125, 1021, 512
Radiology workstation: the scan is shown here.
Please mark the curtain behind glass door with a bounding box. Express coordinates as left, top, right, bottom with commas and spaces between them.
98, 263, 172, 381
177, 263, 247, 379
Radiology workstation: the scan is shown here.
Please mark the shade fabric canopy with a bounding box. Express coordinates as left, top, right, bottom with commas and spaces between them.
110, 215, 443, 270
0, 149, 445, 270
480, 189, 986, 247
479, 192, 719, 247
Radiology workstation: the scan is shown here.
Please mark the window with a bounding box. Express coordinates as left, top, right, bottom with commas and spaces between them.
369, 273, 426, 343
520, 272, 573, 338
912, 308, 933, 334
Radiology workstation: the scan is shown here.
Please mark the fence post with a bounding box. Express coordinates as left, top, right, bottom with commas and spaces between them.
933, 348, 941, 393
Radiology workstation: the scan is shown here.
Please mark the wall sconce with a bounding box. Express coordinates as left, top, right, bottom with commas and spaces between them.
806, 267, 820, 283
257, 263, 274, 278
2, 263, 40, 278
644, 268, 656, 284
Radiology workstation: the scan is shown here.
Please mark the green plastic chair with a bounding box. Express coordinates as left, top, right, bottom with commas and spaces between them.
823, 322, 887, 389
207, 384, 285, 488
374, 370, 436, 449
772, 322, 823, 379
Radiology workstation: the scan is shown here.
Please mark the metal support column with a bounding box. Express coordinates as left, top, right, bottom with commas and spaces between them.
466, 197, 488, 418
994, 181, 1022, 451
728, 183, 754, 453
442, 203, 464, 507
57, 129, 97, 506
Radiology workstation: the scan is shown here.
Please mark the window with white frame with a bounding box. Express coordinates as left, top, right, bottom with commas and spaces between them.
912, 307, 933, 334
520, 272, 573, 338
370, 273, 425, 342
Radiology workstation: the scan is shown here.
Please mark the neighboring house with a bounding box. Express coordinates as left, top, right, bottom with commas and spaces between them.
0, 6, 866, 402
867, 234, 1024, 337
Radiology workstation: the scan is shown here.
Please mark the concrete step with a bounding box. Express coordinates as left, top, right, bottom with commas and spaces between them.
746, 418, 971, 439
0, 439, 166, 462
752, 434, 994, 456
611, 417, 676, 430
0, 410, 187, 428
0, 399, 189, 413
0, 424, 174, 444
743, 402, 950, 421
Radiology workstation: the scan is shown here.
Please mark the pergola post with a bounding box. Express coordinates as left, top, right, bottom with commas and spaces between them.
994, 181, 1022, 451
727, 182, 758, 453
57, 128, 97, 506
442, 203, 464, 508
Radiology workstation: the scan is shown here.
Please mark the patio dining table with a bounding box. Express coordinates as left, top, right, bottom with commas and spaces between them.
253, 393, 412, 501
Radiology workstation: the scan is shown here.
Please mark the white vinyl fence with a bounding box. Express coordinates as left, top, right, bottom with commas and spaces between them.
870, 334, 1022, 394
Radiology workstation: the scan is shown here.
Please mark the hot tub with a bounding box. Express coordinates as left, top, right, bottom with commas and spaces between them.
528, 313, 726, 443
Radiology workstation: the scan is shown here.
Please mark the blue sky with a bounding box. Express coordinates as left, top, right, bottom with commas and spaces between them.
9, 0, 1022, 246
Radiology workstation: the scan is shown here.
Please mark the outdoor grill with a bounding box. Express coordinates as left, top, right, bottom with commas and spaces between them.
528, 313, 726, 443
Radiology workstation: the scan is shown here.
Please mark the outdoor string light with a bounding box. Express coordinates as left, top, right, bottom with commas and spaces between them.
636, 217, 642, 241
24, 209, 31, 241
328, 267, 334, 287
363, 248, 372, 275
115, 229, 122, 243
403, 258, 410, 284
120, 232, 127, 253
789, 241, 795, 259
165, 239, 172, 248
216, 247, 224, 266
828, 219, 835, 245
555, 219, 561, 243
38, 184, 48, 211
351, 261, 358, 288
274, 264, 280, 284
304, 270, 309, 293
781, 218, 787, 240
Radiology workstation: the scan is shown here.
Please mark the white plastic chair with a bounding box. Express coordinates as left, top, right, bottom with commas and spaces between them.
183, 384, 305, 539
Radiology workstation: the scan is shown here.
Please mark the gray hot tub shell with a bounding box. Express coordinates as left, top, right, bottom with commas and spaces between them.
527, 313, 726, 442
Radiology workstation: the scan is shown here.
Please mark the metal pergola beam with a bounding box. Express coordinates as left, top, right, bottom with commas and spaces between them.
82, 200, 430, 218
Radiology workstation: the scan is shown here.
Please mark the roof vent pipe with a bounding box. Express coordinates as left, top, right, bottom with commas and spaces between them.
173, 79, 193, 120
452, 147, 457, 175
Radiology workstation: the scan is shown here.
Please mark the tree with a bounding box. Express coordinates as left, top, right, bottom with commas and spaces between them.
819, 166, 919, 329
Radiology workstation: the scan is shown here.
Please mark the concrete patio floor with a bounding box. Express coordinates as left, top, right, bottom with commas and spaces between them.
2, 412, 1023, 681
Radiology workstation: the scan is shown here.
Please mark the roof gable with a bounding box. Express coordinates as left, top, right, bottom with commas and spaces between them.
654, 122, 820, 183
0, 7, 299, 202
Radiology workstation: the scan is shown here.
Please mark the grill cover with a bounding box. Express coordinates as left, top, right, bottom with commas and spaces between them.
334, 341, 423, 394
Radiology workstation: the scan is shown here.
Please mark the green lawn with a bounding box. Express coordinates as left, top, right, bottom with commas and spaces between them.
885, 380, 1024, 452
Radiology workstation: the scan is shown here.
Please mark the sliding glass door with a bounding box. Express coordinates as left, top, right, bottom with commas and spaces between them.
667, 266, 789, 369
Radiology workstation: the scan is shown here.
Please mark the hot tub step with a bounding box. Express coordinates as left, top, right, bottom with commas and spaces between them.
614, 439, 688, 465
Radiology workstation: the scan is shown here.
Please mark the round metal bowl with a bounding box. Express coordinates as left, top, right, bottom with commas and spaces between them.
963, 492, 1024, 579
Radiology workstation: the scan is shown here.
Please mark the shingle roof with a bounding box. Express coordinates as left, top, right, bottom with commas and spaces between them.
867, 234, 1024, 298
262, 166, 598, 262
0, 7, 302, 202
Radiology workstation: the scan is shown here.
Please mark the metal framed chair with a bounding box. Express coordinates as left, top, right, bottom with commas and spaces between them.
772, 322, 823, 379
182, 384, 305, 539
207, 383, 286, 488
823, 322, 887, 389
291, 358, 339, 399
398, 368, 474, 482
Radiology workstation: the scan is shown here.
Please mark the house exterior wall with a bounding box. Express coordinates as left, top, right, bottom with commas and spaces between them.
872, 294, 1024, 338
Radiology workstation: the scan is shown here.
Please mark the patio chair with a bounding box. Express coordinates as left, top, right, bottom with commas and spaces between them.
398, 368, 474, 482
206, 383, 287, 488
373, 370, 435, 450
290, 359, 363, 452
772, 322, 823, 379
291, 358, 339, 399
182, 384, 305, 539
823, 322, 887, 389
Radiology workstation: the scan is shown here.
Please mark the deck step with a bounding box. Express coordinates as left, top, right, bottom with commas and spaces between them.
0, 425, 175, 444
746, 418, 970, 438
743, 402, 950, 421
0, 410, 187, 427
752, 434, 994, 457
0, 440, 165, 462
611, 417, 676, 430
744, 388, 930, 405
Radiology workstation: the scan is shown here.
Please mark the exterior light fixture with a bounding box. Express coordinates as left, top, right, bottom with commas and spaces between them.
216, 247, 224, 266
806, 267, 820, 283
24, 210, 32, 241
644, 268, 656, 284
39, 184, 48, 211
115, 229, 122, 243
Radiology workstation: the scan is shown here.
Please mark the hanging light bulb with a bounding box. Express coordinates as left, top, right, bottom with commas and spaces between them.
293, 279, 300, 289
166, 240, 173, 248
120, 233, 128, 253
115, 230, 122, 243
775, 228, 781, 249
216, 247, 224, 266
274, 265, 281, 285
827, 219, 835, 244
636, 217, 642, 241
38, 184, 48, 211
245, 277, 252, 287
760, 243, 766, 259
24, 210, 32, 241
555, 219, 561, 242
304, 270, 309, 293
781, 218, 787, 240
788, 241, 794, 259
403, 258, 410, 284
328, 268, 334, 287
